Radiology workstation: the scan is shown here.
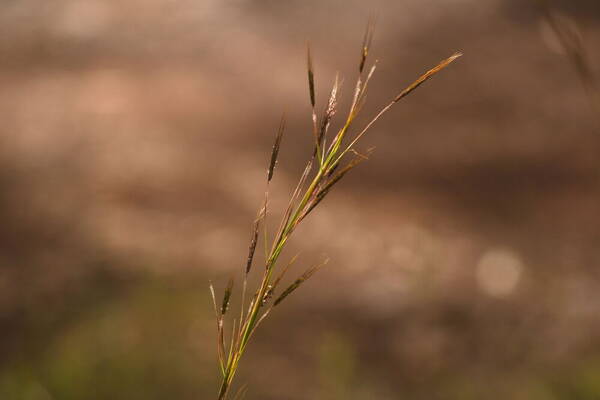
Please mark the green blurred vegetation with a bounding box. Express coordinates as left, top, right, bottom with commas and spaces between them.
1, 271, 600, 399
0, 274, 217, 400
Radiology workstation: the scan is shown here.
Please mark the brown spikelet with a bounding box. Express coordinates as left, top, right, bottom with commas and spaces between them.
359, 17, 376, 74
316, 73, 340, 153
307, 44, 322, 159
299, 193, 324, 223
307, 44, 316, 108
267, 114, 286, 182
271, 253, 300, 292
393, 52, 462, 103
245, 219, 260, 275
221, 277, 234, 316
273, 258, 329, 307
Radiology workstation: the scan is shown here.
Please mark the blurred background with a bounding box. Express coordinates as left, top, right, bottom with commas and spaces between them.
1, 0, 599, 399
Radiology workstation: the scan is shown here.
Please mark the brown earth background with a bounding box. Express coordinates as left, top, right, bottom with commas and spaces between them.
1, 0, 600, 399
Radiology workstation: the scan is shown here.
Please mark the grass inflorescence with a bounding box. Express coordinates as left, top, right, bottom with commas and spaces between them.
210, 22, 461, 399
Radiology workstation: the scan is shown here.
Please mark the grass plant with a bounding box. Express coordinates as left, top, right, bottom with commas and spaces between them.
537, 0, 599, 116
210, 22, 461, 399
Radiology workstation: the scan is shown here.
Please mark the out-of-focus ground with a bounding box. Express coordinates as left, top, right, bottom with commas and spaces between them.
1, 0, 600, 399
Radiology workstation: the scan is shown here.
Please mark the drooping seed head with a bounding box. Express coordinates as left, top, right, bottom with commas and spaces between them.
393, 52, 462, 103
273, 258, 329, 306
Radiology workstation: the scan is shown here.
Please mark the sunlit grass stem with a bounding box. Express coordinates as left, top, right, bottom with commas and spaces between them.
211, 22, 461, 399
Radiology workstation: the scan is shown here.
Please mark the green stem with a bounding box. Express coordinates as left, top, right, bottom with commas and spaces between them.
216, 166, 327, 400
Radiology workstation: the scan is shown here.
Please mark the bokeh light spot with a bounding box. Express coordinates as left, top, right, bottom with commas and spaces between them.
476, 247, 524, 297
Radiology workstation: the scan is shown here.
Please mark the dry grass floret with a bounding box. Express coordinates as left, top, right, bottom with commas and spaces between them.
210, 22, 461, 399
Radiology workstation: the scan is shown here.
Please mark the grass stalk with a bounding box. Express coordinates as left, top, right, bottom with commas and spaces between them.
212, 24, 461, 399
